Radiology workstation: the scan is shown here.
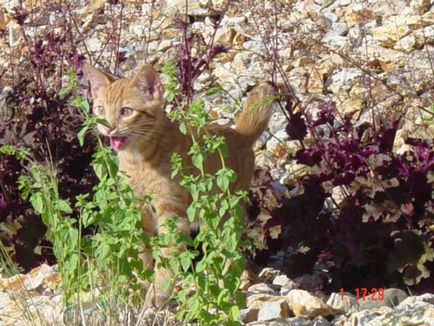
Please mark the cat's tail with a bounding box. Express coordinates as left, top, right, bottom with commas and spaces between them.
235, 83, 275, 144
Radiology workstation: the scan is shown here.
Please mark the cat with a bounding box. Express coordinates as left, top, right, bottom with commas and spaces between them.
83, 62, 275, 308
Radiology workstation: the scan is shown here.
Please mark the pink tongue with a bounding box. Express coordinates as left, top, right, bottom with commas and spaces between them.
110, 136, 127, 150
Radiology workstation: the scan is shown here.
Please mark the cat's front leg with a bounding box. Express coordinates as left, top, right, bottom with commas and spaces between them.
146, 210, 190, 308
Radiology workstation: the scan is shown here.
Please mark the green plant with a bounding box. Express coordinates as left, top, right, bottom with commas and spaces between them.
149, 64, 247, 325
1, 70, 151, 323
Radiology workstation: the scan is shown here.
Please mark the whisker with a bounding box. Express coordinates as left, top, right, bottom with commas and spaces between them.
129, 131, 160, 143
115, 125, 156, 136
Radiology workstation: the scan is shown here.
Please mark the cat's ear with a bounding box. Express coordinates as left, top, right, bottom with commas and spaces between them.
130, 64, 163, 100
82, 63, 116, 96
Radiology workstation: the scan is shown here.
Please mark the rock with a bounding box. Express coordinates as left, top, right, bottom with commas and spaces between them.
79, 0, 107, 15
337, 97, 364, 115
246, 294, 285, 310
6, 19, 21, 48
395, 33, 419, 51
406, 46, 434, 70
344, 7, 373, 28
359, 45, 406, 72
292, 56, 312, 68
243, 39, 266, 54
272, 275, 298, 289
231, 52, 269, 80
240, 269, 257, 291
326, 292, 359, 315
248, 283, 277, 295
210, 0, 228, 11
384, 12, 434, 29
240, 307, 259, 323
2, 0, 20, 11
285, 289, 332, 318
85, 36, 102, 52
266, 130, 289, 154
337, 306, 393, 325
397, 293, 434, 307
312, 316, 330, 325
395, 25, 434, 53
322, 33, 351, 50
285, 67, 308, 95
23, 264, 58, 292
141, 307, 178, 326
372, 24, 411, 48
371, 302, 434, 325
409, 0, 432, 14
326, 68, 363, 94
307, 66, 324, 94
258, 268, 281, 283
281, 163, 311, 188
247, 318, 298, 326
163, 0, 212, 16
257, 299, 291, 321
293, 275, 324, 294
215, 26, 236, 46
330, 186, 347, 208
0, 12, 6, 31
358, 288, 408, 310
285, 317, 312, 326
0, 85, 13, 121
0, 292, 11, 310
340, 301, 434, 325
0, 274, 26, 291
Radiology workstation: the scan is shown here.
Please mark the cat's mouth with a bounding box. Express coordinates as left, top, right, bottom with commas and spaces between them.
110, 136, 128, 151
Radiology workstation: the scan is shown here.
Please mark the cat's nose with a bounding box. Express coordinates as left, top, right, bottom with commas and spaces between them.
98, 124, 111, 136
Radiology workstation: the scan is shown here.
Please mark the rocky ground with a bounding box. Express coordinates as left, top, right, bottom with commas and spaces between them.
0, 264, 433, 325
1, 0, 434, 325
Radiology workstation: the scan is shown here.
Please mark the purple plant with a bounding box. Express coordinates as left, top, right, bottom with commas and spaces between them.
249, 100, 434, 293
0, 10, 97, 270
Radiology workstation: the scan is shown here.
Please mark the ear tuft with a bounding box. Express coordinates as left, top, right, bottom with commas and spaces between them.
130, 64, 163, 99
82, 63, 115, 97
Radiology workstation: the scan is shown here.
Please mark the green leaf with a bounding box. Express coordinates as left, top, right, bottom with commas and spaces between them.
81, 211, 95, 227
180, 252, 192, 272
179, 122, 187, 135
192, 153, 204, 171
217, 174, 229, 192
30, 193, 44, 213
77, 126, 88, 147
58, 200, 72, 214
195, 258, 207, 273
229, 306, 240, 320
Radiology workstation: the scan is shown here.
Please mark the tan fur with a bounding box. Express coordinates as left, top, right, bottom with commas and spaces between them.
83, 63, 275, 307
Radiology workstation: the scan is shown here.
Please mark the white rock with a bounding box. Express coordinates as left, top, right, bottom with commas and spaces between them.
326, 292, 359, 315
247, 283, 277, 295
266, 130, 289, 152
395, 33, 418, 51
312, 316, 331, 325
272, 275, 293, 288
258, 267, 281, 283
286, 289, 332, 317
397, 293, 434, 308
322, 33, 351, 50
326, 68, 363, 94
257, 299, 291, 321
163, 0, 210, 16
239, 307, 259, 323
85, 37, 102, 52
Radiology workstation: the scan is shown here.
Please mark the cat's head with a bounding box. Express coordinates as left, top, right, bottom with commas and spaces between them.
83, 63, 165, 151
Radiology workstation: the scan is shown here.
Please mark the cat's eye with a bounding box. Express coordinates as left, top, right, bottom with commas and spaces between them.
120, 107, 134, 118
94, 106, 105, 115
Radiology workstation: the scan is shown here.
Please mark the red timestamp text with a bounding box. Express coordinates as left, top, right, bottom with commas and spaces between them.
339, 288, 384, 301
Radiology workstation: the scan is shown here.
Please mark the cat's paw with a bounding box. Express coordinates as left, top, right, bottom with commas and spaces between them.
144, 285, 170, 309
